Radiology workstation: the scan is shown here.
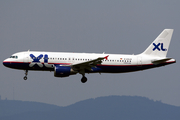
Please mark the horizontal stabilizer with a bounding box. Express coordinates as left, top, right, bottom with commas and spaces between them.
152, 58, 172, 64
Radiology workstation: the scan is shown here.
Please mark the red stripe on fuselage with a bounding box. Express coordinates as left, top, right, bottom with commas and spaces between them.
3, 60, 175, 67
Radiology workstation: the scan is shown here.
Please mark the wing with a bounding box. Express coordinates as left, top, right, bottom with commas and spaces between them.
69, 55, 109, 72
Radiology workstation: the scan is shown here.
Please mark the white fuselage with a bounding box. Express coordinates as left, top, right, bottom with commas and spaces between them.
3, 51, 175, 73
2, 29, 176, 83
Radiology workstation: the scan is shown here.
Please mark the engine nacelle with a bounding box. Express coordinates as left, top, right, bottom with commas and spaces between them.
54, 66, 77, 77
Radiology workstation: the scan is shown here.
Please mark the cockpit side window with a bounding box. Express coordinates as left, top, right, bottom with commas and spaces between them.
10, 56, 18, 59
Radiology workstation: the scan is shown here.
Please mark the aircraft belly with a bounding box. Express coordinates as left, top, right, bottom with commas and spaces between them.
3, 62, 53, 71
96, 62, 174, 73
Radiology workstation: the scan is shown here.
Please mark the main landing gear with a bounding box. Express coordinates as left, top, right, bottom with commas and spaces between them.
80, 70, 88, 83
81, 76, 87, 83
23, 70, 28, 80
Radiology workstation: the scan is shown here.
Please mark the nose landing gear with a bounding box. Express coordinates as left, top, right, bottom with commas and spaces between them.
23, 70, 28, 80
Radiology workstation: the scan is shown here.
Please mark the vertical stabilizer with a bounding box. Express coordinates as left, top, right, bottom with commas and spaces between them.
141, 29, 173, 57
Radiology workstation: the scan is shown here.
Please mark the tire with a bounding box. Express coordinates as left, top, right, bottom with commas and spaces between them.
81, 77, 87, 83
23, 76, 27, 80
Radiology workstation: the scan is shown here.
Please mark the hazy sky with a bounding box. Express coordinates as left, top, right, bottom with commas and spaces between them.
0, 0, 180, 106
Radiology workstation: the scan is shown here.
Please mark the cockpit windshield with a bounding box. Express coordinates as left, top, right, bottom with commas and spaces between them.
10, 56, 18, 59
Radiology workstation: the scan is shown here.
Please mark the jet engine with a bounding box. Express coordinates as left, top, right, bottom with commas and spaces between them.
54, 66, 77, 77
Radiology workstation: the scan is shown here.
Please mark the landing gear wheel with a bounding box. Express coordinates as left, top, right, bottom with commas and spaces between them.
23, 70, 28, 80
24, 76, 27, 80
81, 76, 87, 83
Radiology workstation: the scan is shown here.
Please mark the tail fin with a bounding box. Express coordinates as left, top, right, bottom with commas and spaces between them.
141, 29, 174, 57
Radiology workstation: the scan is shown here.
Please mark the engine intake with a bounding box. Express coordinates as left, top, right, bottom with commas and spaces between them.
54, 66, 77, 77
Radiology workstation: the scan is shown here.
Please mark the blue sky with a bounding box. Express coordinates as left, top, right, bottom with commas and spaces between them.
0, 0, 180, 106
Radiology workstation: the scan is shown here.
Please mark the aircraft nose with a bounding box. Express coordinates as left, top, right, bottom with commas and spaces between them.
3, 60, 6, 66
3, 59, 9, 67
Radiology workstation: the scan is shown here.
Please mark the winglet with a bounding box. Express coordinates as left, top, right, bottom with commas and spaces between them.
104, 55, 109, 60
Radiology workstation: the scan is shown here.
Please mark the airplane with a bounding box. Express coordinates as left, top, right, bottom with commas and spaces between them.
3, 29, 176, 83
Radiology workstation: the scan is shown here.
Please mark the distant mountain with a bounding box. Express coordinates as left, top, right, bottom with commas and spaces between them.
0, 99, 60, 117
1, 96, 180, 120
